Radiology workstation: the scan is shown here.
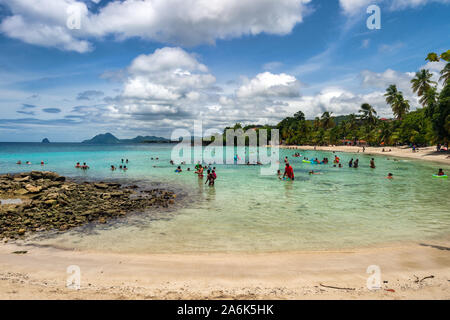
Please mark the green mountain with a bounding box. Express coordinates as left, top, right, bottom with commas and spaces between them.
81, 133, 171, 144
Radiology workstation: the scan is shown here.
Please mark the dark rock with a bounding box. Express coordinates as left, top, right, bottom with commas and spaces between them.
0, 171, 176, 240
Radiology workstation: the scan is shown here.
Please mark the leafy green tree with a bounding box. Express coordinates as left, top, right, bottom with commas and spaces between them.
294, 110, 306, 121
430, 83, 450, 143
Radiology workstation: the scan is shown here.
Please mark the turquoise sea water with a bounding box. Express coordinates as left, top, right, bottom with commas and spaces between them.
0, 142, 449, 253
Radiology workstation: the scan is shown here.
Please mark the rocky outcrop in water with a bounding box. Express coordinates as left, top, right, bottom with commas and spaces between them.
0, 171, 176, 240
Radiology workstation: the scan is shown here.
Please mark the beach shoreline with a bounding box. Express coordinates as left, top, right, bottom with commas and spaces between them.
0, 241, 449, 300
278, 145, 450, 165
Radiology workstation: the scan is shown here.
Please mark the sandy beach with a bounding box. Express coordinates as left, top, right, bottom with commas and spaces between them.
279, 145, 450, 165
0, 240, 449, 300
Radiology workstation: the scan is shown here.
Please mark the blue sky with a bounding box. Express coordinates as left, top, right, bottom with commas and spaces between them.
0, 0, 449, 142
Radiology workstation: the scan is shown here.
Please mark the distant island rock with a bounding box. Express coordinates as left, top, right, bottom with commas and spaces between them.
81, 133, 171, 144
41, 138, 50, 143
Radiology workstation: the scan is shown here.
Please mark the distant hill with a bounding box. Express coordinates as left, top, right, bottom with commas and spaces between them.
41, 138, 50, 143
81, 133, 171, 144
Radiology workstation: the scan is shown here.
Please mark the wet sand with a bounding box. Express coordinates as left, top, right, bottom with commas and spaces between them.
0, 241, 449, 299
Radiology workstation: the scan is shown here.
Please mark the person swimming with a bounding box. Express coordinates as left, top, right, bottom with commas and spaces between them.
16, 160, 21, 165
437, 168, 445, 176
387, 173, 394, 179
75, 162, 81, 168
123, 165, 128, 171
81, 162, 89, 170
309, 170, 322, 175
26, 161, 31, 165
41, 161, 44, 166
370, 158, 376, 169
111, 165, 116, 171
175, 166, 182, 173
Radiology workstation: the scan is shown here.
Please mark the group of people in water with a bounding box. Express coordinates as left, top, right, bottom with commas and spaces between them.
280, 152, 446, 180
110, 159, 129, 171
17, 151, 446, 185
170, 161, 218, 186
75, 162, 90, 170
16, 160, 45, 165
192, 163, 217, 186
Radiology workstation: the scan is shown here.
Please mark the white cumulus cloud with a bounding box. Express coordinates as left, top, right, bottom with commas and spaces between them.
0, 0, 312, 52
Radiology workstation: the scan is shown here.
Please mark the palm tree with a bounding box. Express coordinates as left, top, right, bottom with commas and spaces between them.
313, 117, 321, 130
378, 121, 393, 145
320, 111, 334, 129
394, 93, 410, 121
422, 86, 438, 107
359, 103, 378, 127
384, 85, 410, 120
384, 84, 399, 106
411, 69, 437, 105
440, 63, 450, 85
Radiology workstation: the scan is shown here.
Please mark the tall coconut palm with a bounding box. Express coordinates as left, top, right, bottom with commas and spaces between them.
359, 103, 378, 127
320, 111, 334, 129
384, 85, 410, 120
440, 63, 450, 85
394, 93, 410, 121
422, 86, 438, 108
411, 69, 437, 105
384, 84, 399, 106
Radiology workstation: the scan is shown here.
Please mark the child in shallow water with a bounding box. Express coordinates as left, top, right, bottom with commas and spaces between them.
437, 169, 445, 176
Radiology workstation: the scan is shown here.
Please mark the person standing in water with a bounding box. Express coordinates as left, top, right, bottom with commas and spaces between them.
283, 163, 295, 181
349, 158, 353, 168
353, 159, 359, 168
370, 158, 376, 169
